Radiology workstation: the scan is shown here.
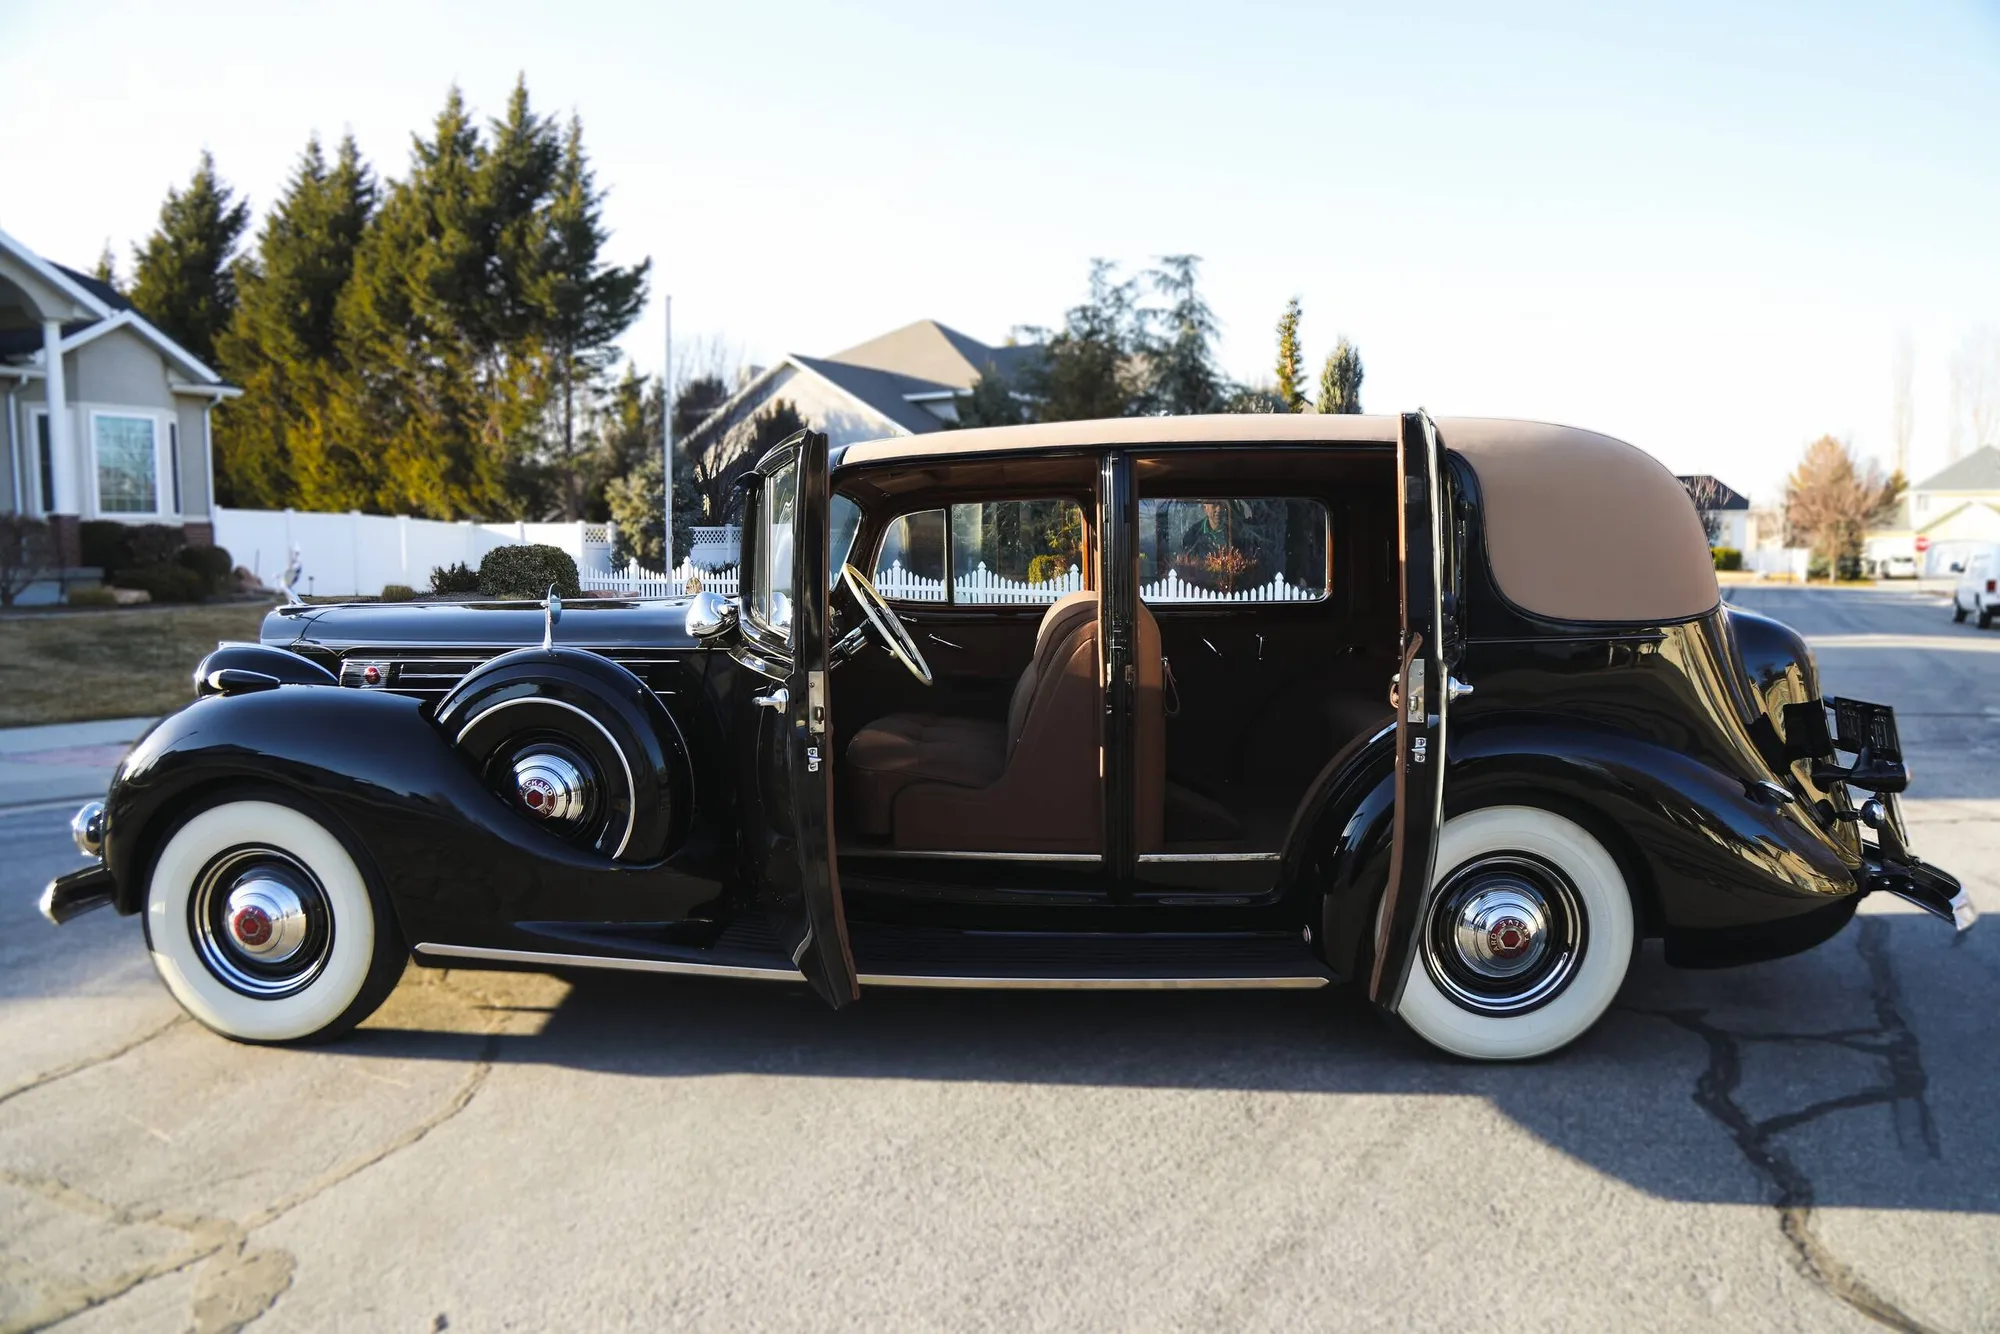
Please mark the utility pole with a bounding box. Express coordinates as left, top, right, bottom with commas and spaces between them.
662, 294, 673, 576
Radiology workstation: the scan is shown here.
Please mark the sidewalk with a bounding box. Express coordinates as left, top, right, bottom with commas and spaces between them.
0, 717, 156, 811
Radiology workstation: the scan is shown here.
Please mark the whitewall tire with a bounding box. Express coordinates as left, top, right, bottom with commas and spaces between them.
1390, 806, 1635, 1061
143, 799, 404, 1044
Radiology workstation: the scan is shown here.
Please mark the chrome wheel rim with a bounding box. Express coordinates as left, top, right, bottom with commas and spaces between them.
1420, 853, 1585, 1015
190, 847, 333, 997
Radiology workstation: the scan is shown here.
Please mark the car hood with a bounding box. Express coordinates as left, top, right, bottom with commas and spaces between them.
263, 597, 700, 653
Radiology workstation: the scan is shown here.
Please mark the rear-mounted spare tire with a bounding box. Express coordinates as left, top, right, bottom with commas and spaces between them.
434, 647, 686, 863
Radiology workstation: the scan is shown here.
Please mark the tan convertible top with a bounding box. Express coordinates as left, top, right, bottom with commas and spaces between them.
839, 414, 1718, 624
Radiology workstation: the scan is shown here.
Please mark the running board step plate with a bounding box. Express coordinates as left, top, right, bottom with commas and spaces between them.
417, 921, 1332, 991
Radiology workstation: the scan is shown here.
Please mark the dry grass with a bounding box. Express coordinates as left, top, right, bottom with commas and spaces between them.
0, 601, 276, 727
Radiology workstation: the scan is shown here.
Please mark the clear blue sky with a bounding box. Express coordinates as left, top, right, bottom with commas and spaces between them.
3, 0, 1996, 501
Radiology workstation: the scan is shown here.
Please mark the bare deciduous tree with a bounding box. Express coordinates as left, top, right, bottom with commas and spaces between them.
1949, 328, 2000, 463
0, 515, 53, 607
1891, 332, 1914, 478
1681, 475, 1727, 544
1783, 436, 1903, 579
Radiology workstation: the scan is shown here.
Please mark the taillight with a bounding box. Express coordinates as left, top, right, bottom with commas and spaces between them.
1988, 579, 1997, 594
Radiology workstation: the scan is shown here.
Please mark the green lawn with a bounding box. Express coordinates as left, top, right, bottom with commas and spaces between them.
0, 601, 277, 727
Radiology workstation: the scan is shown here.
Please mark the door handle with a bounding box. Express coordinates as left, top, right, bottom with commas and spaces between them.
753, 687, 789, 710
926, 634, 965, 651
1447, 675, 1474, 702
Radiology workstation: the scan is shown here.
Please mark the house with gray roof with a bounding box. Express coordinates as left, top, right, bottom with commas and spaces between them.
682, 319, 1041, 499
0, 227, 239, 572
1871, 445, 2000, 575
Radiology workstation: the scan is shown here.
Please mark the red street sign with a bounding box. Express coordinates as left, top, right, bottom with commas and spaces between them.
1915, 535, 1931, 553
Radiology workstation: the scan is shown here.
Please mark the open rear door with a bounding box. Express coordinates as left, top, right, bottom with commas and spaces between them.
1368, 411, 1450, 1005
737, 429, 858, 1007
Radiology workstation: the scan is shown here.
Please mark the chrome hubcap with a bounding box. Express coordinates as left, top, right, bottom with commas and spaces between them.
223, 878, 309, 963
190, 849, 332, 997
511, 746, 593, 828
1422, 854, 1585, 1015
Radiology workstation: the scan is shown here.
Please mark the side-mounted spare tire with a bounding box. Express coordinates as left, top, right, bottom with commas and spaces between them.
433, 647, 688, 864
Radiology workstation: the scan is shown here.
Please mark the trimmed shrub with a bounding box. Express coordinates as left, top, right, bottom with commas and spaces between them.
380, 583, 417, 602
79, 521, 129, 574
430, 561, 480, 595
66, 586, 119, 608
477, 544, 580, 600
1710, 546, 1742, 571
116, 564, 207, 604
79, 522, 185, 579
177, 544, 234, 593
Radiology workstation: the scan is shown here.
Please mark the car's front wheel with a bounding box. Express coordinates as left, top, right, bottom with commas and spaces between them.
1953, 598, 1968, 623
1389, 806, 1636, 1061
143, 798, 405, 1044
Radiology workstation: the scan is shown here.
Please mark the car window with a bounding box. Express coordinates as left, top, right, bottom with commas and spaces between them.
874, 508, 947, 601
747, 460, 797, 640
830, 494, 863, 583
950, 500, 1085, 603
1138, 498, 1328, 602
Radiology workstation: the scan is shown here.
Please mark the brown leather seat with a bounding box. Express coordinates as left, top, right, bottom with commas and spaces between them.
843, 592, 1166, 853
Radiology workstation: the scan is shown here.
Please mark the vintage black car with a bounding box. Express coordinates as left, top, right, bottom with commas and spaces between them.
41, 414, 1974, 1060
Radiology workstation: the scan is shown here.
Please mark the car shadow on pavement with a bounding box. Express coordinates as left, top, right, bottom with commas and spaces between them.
337, 914, 1999, 1217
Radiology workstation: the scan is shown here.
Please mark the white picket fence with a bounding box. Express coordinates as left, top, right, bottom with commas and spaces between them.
581, 560, 741, 599
1141, 569, 1317, 602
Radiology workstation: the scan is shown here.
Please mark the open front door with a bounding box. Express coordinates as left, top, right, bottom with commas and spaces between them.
737, 429, 857, 1007
1368, 412, 1450, 1005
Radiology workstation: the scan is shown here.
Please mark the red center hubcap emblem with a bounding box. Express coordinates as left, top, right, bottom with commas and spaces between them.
232, 905, 273, 947
1488, 916, 1531, 959
522, 781, 551, 812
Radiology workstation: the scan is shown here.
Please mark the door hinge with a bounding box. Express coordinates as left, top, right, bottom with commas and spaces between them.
807, 670, 827, 735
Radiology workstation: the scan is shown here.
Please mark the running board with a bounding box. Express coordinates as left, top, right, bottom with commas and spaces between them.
416, 922, 1332, 991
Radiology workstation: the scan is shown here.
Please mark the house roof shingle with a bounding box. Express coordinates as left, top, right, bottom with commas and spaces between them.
1913, 446, 2000, 494
827, 319, 1041, 392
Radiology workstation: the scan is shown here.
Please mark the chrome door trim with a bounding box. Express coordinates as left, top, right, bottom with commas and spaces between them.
1135, 852, 1282, 864
838, 849, 1103, 864
415, 942, 805, 983
857, 973, 1329, 991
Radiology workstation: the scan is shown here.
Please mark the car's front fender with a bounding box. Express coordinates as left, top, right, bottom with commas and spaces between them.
101, 686, 726, 947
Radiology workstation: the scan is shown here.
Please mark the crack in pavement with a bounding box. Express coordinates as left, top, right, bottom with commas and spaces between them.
4, 1028, 499, 1333
0, 1016, 189, 1112
1630, 918, 1945, 1334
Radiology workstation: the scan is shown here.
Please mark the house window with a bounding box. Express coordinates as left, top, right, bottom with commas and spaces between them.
35, 412, 54, 513
168, 421, 182, 513
93, 414, 159, 514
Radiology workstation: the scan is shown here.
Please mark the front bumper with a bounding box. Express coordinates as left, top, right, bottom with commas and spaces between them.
1864, 853, 1977, 932
40, 862, 117, 926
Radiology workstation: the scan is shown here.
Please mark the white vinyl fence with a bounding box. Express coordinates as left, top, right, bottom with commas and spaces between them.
581, 561, 740, 599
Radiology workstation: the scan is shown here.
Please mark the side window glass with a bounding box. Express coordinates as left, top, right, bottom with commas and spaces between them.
950, 500, 1085, 603
830, 494, 863, 583
874, 508, 947, 601
748, 460, 797, 639
1138, 498, 1328, 602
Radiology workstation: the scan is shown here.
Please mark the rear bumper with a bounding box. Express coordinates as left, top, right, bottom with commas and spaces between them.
1864, 854, 1976, 932
39, 863, 117, 926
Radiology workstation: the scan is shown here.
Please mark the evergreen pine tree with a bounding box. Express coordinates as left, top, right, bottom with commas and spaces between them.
1317, 337, 1364, 414
954, 363, 1025, 428
1024, 260, 1147, 421
91, 243, 119, 292
531, 112, 650, 519
335, 86, 500, 518
129, 151, 250, 368
1146, 255, 1223, 414
1274, 297, 1308, 412
214, 134, 377, 507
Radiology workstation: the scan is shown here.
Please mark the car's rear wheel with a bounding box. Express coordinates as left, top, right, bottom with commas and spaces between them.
1389, 806, 1635, 1061
1954, 599, 1969, 623
1980, 603, 1994, 630
143, 799, 405, 1044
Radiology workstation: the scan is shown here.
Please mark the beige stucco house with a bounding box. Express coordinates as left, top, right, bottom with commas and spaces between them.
1868, 447, 2000, 575
0, 227, 238, 570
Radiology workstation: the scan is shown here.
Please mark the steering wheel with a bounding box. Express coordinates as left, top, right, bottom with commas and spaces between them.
839, 563, 932, 686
